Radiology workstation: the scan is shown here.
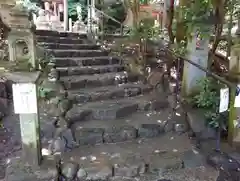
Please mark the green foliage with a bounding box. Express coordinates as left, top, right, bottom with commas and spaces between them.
192, 78, 220, 109
190, 77, 227, 129
129, 18, 160, 41
68, 0, 86, 17
21, 0, 41, 13
177, 0, 213, 39
170, 40, 188, 57
101, 1, 126, 33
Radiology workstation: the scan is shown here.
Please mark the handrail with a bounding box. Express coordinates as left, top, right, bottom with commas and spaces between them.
93, 6, 122, 25
77, 3, 125, 36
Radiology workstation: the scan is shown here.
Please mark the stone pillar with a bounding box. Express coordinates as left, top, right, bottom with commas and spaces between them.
228, 39, 240, 149
63, 0, 68, 31
4, 72, 42, 166
181, 29, 210, 95
44, 2, 50, 11
32, 13, 37, 24
69, 18, 72, 32
236, 17, 240, 35
7, 3, 38, 69
53, 2, 57, 16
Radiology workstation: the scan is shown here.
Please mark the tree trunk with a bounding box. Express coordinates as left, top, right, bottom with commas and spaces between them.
167, 0, 175, 44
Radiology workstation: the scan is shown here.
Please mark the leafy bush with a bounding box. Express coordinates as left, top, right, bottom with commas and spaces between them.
192, 77, 220, 109
191, 77, 228, 129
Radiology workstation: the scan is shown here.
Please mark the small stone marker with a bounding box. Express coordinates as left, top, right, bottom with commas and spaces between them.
6, 72, 42, 166
234, 85, 240, 108
219, 87, 229, 113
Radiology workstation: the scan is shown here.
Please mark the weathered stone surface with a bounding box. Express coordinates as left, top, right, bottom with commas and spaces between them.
36, 30, 87, 37
113, 155, 146, 178
138, 124, 164, 138
48, 137, 66, 154
110, 176, 137, 181
103, 126, 137, 143
207, 151, 240, 171
207, 152, 240, 180
69, 83, 151, 104
58, 64, 124, 77
61, 72, 139, 90
77, 168, 88, 180
55, 56, 121, 67
174, 123, 188, 134
187, 109, 216, 140
182, 150, 206, 168
37, 36, 84, 44
85, 166, 112, 181
73, 127, 104, 145
114, 164, 139, 177
61, 162, 79, 180
138, 99, 168, 111
5, 157, 58, 181
50, 49, 108, 58
65, 106, 92, 125
60, 128, 75, 150
91, 102, 138, 120
149, 157, 183, 176
164, 121, 174, 133
41, 43, 99, 50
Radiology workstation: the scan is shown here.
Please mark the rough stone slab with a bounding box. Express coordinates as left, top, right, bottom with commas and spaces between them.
110, 176, 138, 181
49, 49, 108, 58
72, 127, 104, 145
35, 30, 87, 38
187, 109, 216, 140
138, 124, 164, 138
135, 93, 169, 111
148, 155, 183, 176
65, 107, 92, 126
207, 151, 240, 171
68, 83, 151, 104
54, 56, 121, 67
57, 64, 124, 77
182, 150, 207, 168
61, 161, 79, 180
60, 72, 138, 89
103, 125, 137, 143
89, 101, 138, 120
39, 43, 99, 50
37, 36, 84, 44
113, 155, 146, 177
84, 166, 112, 181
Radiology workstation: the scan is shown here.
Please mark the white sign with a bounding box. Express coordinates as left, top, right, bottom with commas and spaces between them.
12, 83, 38, 114
234, 85, 240, 108
219, 88, 229, 113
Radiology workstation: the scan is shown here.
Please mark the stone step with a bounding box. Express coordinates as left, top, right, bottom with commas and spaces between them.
70, 109, 175, 145
57, 64, 125, 77
35, 30, 87, 38
37, 36, 84, 44
48, 49, 108, 58
68, 83, 152, 104
65, 94, 170, 124
38, 43, 100, 50
49, 133, 202, 180
60, 72, 139, 90
54, 56, 122, 67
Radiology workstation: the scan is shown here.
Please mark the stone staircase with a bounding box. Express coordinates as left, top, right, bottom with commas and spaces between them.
36, 30, 175, 145
32, 30, 208, 181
